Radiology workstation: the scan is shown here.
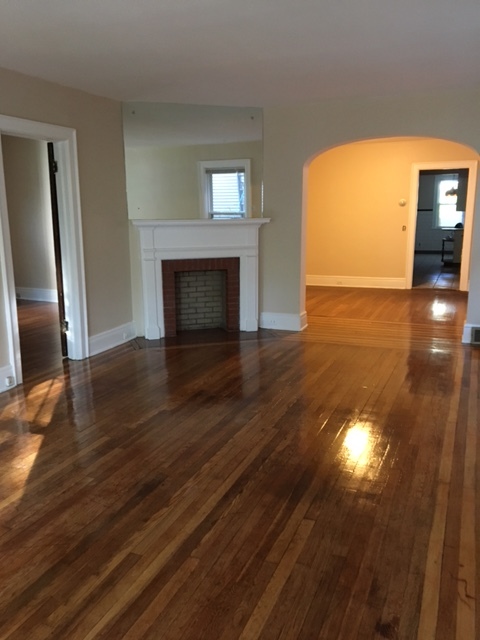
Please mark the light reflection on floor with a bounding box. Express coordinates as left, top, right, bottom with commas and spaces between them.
0, 376, 64, 499
343, 423, 373, 470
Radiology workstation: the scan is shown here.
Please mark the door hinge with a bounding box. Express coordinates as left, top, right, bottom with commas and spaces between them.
51, 160, 58, 174
61, 319, 69, 333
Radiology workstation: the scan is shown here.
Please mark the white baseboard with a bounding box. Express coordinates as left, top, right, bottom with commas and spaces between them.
299, 311, 308, 330
16, 287, 58, 302
260, 312, 307, 332
89, 322, 136, 357
306, 275, 406, 289
462, 323, 475, 344
0, 364, 16, 393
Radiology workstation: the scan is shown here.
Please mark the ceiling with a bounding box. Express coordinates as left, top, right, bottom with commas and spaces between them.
1, 0, 479, 107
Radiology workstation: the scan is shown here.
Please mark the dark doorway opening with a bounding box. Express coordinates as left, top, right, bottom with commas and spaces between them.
413, 168, 468, 289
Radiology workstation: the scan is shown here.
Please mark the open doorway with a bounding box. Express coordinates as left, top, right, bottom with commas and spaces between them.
411, 168, 468, 289
1, 135, 66, 380
406, 160, 477, 292
0, 114, 88, 391
305, 138, 478, 295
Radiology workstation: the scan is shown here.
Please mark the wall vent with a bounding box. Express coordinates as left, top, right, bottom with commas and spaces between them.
471, 327, 480, 345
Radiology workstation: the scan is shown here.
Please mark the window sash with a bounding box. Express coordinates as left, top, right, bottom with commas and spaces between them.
434, 174, 461, 229
437, 204, 461, 229
207, 170, 245, 217
198, 159, 251, 219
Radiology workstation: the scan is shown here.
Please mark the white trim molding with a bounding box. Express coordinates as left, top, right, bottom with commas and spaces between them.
0, 113, 89, 391
198, 158, 252, 219
260, 312, 308, 332
89, 322, 136, 357
0, 364, 16, 393
132, 218, 270, 339
407, 160, 478, 292
16, 287, 58, 303
462, 323, 475, 344
306, 275, 406, 289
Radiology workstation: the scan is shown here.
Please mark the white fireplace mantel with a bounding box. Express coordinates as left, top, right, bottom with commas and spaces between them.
132, 218, 270, 339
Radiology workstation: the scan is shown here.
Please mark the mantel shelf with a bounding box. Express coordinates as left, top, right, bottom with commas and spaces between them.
132, 218, 270, 228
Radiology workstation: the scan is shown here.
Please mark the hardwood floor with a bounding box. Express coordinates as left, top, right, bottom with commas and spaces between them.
0, 289, 476, 639
15, 300, 64, 378
413, 252, 460, 290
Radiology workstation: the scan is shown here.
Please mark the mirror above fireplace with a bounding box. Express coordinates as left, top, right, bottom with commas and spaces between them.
123, 103, 263, 221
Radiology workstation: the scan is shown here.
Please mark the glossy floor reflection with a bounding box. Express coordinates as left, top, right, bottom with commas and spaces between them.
0, 289, 476, 639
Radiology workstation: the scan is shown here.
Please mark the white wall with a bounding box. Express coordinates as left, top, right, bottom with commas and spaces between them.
2, 136, 56, 297
262, 89, 480, 331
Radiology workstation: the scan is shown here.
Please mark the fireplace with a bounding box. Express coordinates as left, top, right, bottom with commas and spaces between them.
175, 269, 226, 331
132, 219, 269, 340
162, 257, 240, 336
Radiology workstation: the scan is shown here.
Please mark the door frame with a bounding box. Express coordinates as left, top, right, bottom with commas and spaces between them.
0, 114, 88, 387
47, 141, 68, 358
406, 160, 478, 291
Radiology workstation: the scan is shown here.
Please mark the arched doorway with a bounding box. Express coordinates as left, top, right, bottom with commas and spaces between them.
305, 137, 478, 294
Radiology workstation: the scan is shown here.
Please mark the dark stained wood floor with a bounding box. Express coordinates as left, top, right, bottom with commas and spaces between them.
0, 289, 476, 639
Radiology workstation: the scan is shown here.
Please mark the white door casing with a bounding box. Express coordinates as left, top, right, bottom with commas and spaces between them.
0, 114, 88, 388
406, 160, 478, 291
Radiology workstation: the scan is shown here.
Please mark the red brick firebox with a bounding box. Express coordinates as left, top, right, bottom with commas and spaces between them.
161, 258, 240, 337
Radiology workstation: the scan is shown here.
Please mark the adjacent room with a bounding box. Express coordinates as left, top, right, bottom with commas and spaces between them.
306, 137, 477, 292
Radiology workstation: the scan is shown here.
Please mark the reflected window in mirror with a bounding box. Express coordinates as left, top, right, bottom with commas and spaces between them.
199, 159, 251, 219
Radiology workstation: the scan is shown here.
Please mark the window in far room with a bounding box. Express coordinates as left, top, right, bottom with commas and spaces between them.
434, 173, 462, 228
198, 159, 251, 219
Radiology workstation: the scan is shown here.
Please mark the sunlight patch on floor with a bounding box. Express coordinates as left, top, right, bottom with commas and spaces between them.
0, 377, 64, 500
25, 377, 65, 428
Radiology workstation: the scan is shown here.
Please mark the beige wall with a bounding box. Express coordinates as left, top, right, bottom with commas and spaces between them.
125, 140, 263, 220
2, 136, 56, 292
306, 138, 478, 280
262, 89, 480, 327
0, 66, 131, 372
